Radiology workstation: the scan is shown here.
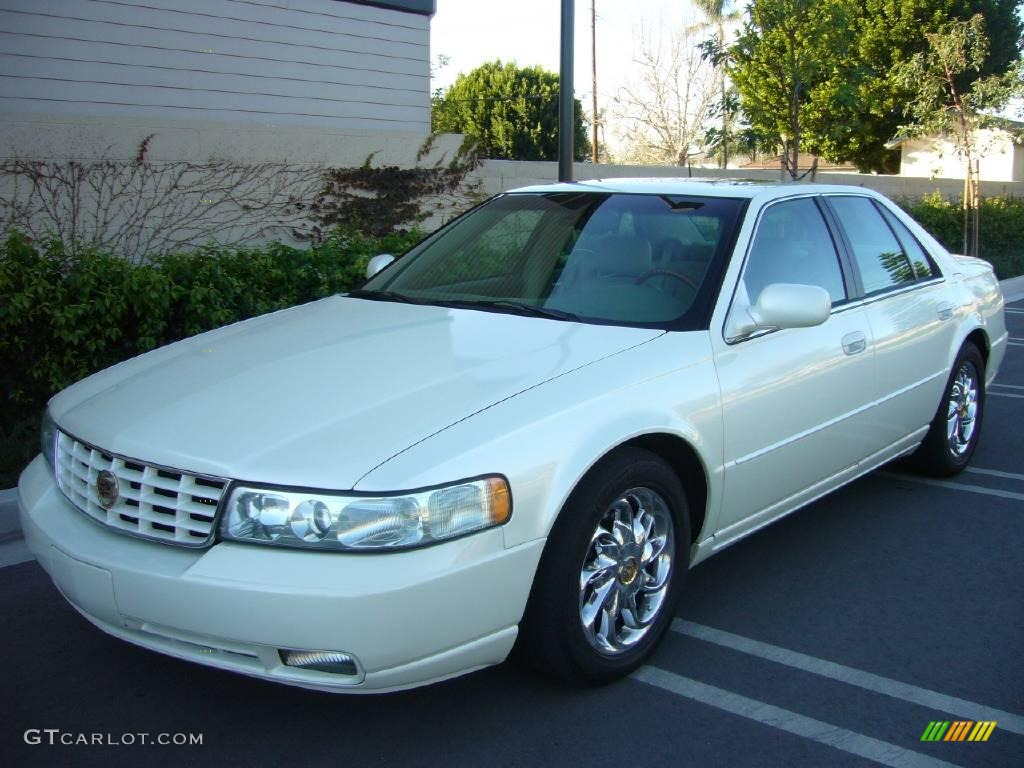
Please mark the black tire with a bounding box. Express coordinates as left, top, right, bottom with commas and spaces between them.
516, 447, 690, 684
911, 342, 985, 477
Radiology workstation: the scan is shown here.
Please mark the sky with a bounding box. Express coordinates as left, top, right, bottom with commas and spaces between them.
430, 0, 699, 92
429, 0, 713, 153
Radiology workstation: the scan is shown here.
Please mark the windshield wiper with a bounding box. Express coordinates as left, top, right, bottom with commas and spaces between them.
347, 289, 421, 304
350, 292, 579, 322
437, 299, 580, 323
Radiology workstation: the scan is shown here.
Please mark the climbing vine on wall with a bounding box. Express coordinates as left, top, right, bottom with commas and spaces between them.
291, 135, 483, 241
0, 134, 483, 261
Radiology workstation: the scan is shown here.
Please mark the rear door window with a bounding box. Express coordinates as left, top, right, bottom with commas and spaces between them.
828, 196, 919, 294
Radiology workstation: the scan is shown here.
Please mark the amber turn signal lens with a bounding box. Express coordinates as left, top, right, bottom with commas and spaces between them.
487, 476, 512, 524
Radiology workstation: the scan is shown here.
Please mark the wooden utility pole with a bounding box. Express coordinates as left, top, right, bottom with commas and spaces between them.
591, 0, 598, 163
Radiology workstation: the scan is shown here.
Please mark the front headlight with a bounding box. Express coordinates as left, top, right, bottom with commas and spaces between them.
40, 409, 57, 471
219, 476, 511, 551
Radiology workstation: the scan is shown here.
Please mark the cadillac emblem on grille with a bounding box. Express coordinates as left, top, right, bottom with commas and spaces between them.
96, 469, 119, 509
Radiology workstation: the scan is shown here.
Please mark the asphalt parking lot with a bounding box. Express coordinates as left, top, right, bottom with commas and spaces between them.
2, 298, 1022, 768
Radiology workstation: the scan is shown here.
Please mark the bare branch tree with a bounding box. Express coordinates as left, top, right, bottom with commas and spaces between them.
0, 158, 324, 262
612, 20, 719, 165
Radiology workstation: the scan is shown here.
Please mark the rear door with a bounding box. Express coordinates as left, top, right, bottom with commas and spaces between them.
712, 195, 877, 538
822, 195, 960, 446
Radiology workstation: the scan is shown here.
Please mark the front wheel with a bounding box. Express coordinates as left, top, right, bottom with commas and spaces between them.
911, 342, 985, 476
516, 448, 690, 684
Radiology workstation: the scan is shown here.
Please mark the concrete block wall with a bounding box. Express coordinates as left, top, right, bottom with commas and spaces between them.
468, 160, 1024, 201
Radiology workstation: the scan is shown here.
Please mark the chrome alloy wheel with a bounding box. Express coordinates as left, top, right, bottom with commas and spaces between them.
947, 361, 979, 456
578, 487, 675, 654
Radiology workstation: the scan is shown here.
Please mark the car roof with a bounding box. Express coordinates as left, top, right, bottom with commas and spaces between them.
506, 177, 884, 201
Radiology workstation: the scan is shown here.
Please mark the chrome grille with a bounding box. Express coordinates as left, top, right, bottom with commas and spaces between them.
55, 431, 227, 546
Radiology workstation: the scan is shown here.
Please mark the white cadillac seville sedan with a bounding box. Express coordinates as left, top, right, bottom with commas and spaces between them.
19, 180, 1007, 693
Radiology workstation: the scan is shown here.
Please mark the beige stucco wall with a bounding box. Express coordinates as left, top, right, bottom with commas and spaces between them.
0, 118, 465, 258
0, 112, 437, 167
899, 131, 1022, 182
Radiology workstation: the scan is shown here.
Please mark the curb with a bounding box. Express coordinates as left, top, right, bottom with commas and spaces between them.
1000, 274, 1024, 304
0, 275, 1022, 543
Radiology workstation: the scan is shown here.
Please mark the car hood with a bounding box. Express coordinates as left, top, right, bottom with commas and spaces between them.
50, 296, 663, 488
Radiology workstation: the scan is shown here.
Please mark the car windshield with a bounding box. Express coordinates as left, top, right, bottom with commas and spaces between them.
357, 191, 745, 328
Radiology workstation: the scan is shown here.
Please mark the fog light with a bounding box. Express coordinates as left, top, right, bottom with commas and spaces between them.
280, 649, 359, 676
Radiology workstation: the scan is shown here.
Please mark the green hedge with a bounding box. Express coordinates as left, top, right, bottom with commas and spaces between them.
0, 229, 422, 487
896, 193, 1024, 279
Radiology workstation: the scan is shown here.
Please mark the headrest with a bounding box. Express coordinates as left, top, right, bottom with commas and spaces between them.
585, 235, 653, 277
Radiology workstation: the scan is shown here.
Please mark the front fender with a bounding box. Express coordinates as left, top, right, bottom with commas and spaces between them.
354, 332, 724, 550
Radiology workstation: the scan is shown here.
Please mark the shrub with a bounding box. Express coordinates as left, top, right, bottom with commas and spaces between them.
0, 229, 422, 486
895, 193, 1024, 279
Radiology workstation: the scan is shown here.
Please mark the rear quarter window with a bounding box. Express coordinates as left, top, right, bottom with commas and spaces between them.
875, 204, 942, 280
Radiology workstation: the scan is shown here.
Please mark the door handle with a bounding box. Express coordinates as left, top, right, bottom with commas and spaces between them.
937, 302, 953, 321
842, 331, 867, 356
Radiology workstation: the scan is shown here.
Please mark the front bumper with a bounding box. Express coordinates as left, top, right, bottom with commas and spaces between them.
18, 456, 544, 693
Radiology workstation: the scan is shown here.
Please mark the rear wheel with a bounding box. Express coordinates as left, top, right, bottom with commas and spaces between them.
517, 447, 690, 684
911, 342, 985, 476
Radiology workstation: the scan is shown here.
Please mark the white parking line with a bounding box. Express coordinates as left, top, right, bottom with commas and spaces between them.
672, 620, 1024, 736
991, 383, 1024, 390
966, 466, 1024, 482
633, 666, 962, 768
989, 391, 1024, 399
1007, 342, 1024, 348
878, 472, 1024, 502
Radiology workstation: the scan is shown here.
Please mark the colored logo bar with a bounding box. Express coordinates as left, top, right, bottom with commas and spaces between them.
920, 721, 997, 742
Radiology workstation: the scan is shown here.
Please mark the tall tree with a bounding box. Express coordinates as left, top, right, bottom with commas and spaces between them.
726, 0, 1023, 174
729, 0, 861, 180
695, 0, 740, 168
431, 61, 588, 161
895, 14, 1023, 254
827, 0, 1024, 172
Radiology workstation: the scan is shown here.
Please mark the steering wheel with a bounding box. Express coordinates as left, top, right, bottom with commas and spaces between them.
634, 268, 699, 290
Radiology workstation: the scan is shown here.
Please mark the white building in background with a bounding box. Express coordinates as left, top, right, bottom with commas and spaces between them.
0, 0, 436, 165
889, 123, 1024, 182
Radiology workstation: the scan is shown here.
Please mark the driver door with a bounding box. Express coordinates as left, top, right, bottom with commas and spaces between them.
712, 196, 877, 539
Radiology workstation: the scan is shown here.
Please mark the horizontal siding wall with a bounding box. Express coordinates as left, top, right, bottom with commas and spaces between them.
0, 0, 430, 131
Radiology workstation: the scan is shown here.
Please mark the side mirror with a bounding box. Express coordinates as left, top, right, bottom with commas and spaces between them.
727, 283, 831, 341
366, 253, 395, 278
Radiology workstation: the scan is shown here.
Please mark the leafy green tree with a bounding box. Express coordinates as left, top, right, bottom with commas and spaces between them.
825, 0, 1024, 172
432, 60, 589, 161
962, 1, 1024, 81
729, 0, 862, 180
727, 0, 1023, 174
895, 14, 1023, 254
